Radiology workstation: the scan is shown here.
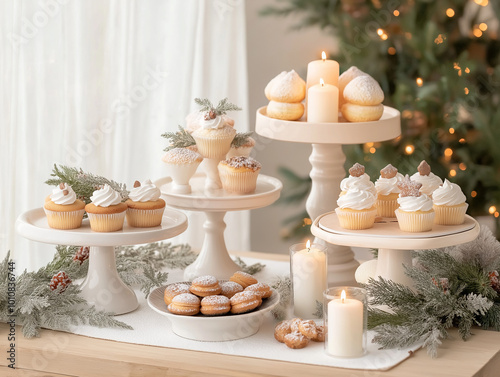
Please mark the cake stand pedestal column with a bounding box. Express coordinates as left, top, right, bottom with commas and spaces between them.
376, 248, 414, 287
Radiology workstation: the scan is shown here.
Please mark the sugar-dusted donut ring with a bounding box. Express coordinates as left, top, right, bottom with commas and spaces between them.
266, 101, 304, 121
274, 319, 293, 343
341, 103, 384, 122
265, 70, 306, 103
284, 331, 309, 349
343, 75, 384, 106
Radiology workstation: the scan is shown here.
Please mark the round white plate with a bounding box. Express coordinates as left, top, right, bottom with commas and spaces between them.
255, 105, 401, 144
148, 282, 280, 342
16, 207, 188, 247
155, 173, 283, 212
312, 212, 480, 250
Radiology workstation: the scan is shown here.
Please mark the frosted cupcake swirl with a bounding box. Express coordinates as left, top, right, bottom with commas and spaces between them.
202, 114, 234, 130
90, 184, 122, 207
50, 183, 77, 205
375, 172, 404, 196
410, 172, 443, 196
432, 179, 466, 206
129, 179, 161, 202
397, 194, 433, 212
340, 173, 377, 196
337, 189, 376, 210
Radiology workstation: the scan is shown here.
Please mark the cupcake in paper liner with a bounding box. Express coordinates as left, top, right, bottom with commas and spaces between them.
191, 110, 236, 160
125, 179, 166, 227
85, 184, 128, 232
410, 160, 443, 198
335, 188, 377, 230
432, 179, 468, 225
340, 163, 377, 197
374, 164, 404, 218
218, 156, 262, 194
44, 183, 85, 229
395, 175, 434, 232
162, 148, 203, 194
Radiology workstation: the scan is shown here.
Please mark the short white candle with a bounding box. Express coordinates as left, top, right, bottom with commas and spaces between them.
292, 241, 327, 318
327, 290, 364, 357
307, 51, 339, 89
307, 78, 339, 122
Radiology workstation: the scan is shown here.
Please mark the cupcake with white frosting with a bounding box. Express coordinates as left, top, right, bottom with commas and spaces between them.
395, 175, 435, 232
85, 184, 128, 232
125, 179, 166, 227
410, 160, 443, 197
340, 163, 377, 197
432, 179, 468, 225
44, 183, 85, 229
335, 188, 377, 230
162, 148, 203, 194
375, 164, 404, 217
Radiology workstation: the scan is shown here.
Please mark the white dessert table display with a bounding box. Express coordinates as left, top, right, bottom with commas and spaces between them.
311, 213, 480, 287
155, 173, 282, 280
256, 105, 401, 285
16, 207, 188, 315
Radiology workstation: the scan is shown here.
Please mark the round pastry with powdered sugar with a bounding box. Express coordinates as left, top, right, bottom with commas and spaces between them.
230, 291, 262, 314
189, 275, 222, 297
200, 295, 231, 316
167, 293, 201, 316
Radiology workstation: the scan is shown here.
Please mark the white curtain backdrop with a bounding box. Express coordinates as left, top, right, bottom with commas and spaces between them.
1, 0, 250, 271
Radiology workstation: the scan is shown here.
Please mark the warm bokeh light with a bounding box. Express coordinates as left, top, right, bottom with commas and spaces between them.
444, 148, 453, 157
495, 212, 499, 218
449, 169, 457, 177
464, 87, 469, 95
479, 23, 488, 31
449, 127, 455, 134
416, 77, 423, 87
459, 138, 466, 143
370, 147, 376, 154
465, 67, 470, 74
473, 28, 483, 38
381, 33, 388, 40
393, 10, 400, 16
446, 8, 455, 17
405, 145, 415, 154
322, 51, 326, 61
489, 206, 497, 214
471, 191, 477, 198
388, 47, 397, 55
474, 0, 488, 6
377, 28, 384, 36
459, 163, 467, 171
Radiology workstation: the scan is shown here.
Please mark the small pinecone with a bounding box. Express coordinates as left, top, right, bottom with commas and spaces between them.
204, 110, 216, 120
489, 271, 500, 294
73, 246, 90, 264
49, 271, 72, 293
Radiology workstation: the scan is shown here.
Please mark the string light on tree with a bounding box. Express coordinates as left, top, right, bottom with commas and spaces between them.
465, 87, 470, 95
416, 77, 423, 87
446, 8, 455, 17
473, 27, 483, 38
450, 169, 457, 177
489, 206, 497, 215
474, 0, 489, 6
479, 23, 488, 31
471, 191, 477, 198
393, 10, 400, 16
459, 163, 467, 171
405, 144, 415, 154
388, 47, 396, 55
449, 128, 455, 134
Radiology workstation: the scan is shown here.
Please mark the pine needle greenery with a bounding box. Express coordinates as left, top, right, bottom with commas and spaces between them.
161, 126, 196, 151
231, 131, 254, 149
270, 275, 292, 320
45, 164, 129, 203
367, 227, 500, 358
194, 97, 242, 116
233, 257, 265, 275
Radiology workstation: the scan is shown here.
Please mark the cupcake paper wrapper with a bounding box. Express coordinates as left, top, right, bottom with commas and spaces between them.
193, 133, 235, 159
218, 168, 260, 194
433, 203, 468, 225
166, 162, 200, 185
335, 207, 377, 230
87, 211, 126, 232
395, 209, 435, 232
44, 208, 85, 230
126, 207, 165, 228
376, 197, 399, 218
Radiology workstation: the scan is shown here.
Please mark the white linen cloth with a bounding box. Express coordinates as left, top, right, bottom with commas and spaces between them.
71, 256, 421, 371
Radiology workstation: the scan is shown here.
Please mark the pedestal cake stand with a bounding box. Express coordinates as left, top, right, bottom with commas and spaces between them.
311, 213, 480, 287
255, 106, 401, 285
16, 208, 188, 314
155, 173, 282, 281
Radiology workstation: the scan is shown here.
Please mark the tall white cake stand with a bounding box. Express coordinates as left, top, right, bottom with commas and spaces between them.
256, 106, 401, 285
311, 212, 480, 287
155, 173, 282, 280
16, 208, 188, 315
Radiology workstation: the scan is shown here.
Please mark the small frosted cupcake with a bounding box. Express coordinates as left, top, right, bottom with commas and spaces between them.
340, 163, 377, 197
162, 148, 203, 194
125, 180, 166, 227
44, 183, 85, 229
85, 185, 128, 232
410, 160, 443, 197
226, 136, 256, 159
335, 188, 377, 230
395, 175, 435, 232
375, 164, 404, 217
218, 156, 262, 194
432, 179, 468, 225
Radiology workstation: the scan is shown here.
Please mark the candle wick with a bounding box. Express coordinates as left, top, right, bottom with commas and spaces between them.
341, 297, 345, 304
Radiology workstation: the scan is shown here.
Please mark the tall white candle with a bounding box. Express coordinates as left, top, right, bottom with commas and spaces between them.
307, 51, 339, 89
307, 78, 339, 123
291, 241, 327, 318
327, 290, 364, 357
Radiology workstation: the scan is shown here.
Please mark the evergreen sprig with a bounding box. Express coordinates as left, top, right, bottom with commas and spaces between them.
161, 126, 196, 151
231, 132, 254, 149
270, 275, 291, 320
233, 257, 266, 275
45, 164, 129, 204
194, 97, 242, 115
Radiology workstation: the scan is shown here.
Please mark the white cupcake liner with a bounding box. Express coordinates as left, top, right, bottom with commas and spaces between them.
192, 133, 235, 159
44, 208, 85, 230
433, 203, 468, 225
395, 209, 435, 232
87, 211, 126, 232
376, 197, 399, 218
126, 207, 165, 228
218, 168, 260, 194
335, 207, 377, 230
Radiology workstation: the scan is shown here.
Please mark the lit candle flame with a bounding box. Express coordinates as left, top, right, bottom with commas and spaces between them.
341, 289, 346, 303
320, 78, 325, 87
321, 51, 326, 61
306, 240, 311, 251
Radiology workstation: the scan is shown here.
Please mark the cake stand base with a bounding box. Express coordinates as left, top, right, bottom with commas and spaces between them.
79, 246, 138, 315
376, 248, 414, 287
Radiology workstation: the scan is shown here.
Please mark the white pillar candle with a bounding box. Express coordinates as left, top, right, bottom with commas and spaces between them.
307, 79, 339, 123
327, 290, 364, 357
291, 241, 327, 318
307, 51, 339, 89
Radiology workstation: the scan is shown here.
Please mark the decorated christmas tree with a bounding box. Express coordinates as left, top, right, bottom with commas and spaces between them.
264, 0, 500, 237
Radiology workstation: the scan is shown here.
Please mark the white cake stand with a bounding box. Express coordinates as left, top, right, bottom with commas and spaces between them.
16, 208, 188, 315
155, 173, 282, 280
255, 106, 401, 285
311, 213, 480, 287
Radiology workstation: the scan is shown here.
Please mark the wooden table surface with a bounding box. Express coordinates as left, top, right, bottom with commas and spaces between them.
2, 251, 500, 377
